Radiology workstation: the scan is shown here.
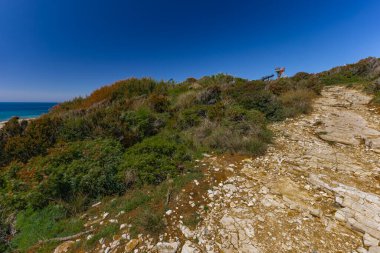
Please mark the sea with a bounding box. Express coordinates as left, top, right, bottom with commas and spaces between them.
0, 102, 57, 122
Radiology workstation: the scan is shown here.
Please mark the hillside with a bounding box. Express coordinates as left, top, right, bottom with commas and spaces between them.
0, 57, 379, 253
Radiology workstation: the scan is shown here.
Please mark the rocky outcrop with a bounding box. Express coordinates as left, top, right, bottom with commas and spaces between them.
310, 174, 380, 243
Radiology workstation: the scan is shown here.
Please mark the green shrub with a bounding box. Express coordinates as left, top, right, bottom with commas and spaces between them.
196, 86, 221, 105
0, 139, 125, 212
176, 106, 207, 130
148, 94, 170, 113
2, 116, 62, 164
237, 89, 284, 121
121, 134, 192, 185
121, 107, 159, 141
279, 89, 316, 117
1, 117, 27, 137
59, 116, 91, 141
39, 139, 124, 201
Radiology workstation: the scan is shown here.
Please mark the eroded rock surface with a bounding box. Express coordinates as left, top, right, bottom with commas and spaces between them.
186, 86, 380, 252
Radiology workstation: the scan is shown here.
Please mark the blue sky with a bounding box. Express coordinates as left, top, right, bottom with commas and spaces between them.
0, 0, 379, 102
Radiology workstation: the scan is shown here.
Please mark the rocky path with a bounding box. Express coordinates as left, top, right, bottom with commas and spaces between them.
186, 86, 380, 253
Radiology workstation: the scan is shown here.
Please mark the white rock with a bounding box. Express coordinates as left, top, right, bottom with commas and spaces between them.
259, 186, 269, 194
166, 210, 173, 216
153, 241, 180, 253
369, 246, 380, 253
335, 210, 346, 221
120, 223, 127, 230
110, 240, 120, 249
91, 201, 101, 207
179, 224, 195, 239
356, 247, 368, 253
102, 212, 109, 219
365, 233, 380, 247
181, 240, 201, 253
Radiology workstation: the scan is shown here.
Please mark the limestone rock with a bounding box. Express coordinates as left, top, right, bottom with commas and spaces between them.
181, 241, 201, 253
179, 224, 195, 239
125, 239, 139, 252
53, 241, 75, 253
153, 241, 180, 253
369, 246, 380, 253
364, 233, 380, 247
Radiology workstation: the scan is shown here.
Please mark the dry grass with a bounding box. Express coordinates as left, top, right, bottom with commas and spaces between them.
173, 91, 197, 110
279, 89, 316, 117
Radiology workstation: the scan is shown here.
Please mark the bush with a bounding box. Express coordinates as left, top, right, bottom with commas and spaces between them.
190, 122, 269, 155
148, 94, 170, 113
189, 107, 271, 155
39, 139, 124, 201
173, 91, 197, 110
0, 139, 125, 212
176, 106, 207, 130
196, 86, 221, 105
279, 89, 316, 117
237, 89, 284, 121
120, 134, 192, 185
2, 116, 62, 164
1, 117, 27, 137
121, 107, 161, 142
269, 76, 322, 96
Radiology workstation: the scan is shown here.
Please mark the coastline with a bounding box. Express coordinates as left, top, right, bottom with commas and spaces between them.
0, 117, 37, 130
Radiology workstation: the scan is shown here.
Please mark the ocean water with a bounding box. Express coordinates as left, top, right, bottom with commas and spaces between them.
0, 102, 57, 122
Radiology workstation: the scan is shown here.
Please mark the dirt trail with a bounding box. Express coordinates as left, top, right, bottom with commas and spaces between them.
187, 86, 380, 253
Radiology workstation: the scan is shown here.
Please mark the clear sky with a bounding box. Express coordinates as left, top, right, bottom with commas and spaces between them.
1, 0, 380, 102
